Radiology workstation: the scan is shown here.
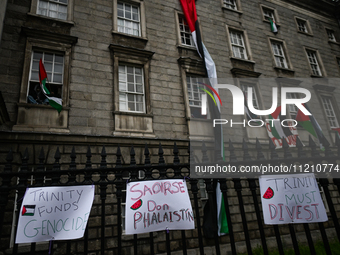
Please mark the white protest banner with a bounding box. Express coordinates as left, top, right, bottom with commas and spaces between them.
125, 179, 195, 235
259, 174, 328, 224
16, 185, 95, 243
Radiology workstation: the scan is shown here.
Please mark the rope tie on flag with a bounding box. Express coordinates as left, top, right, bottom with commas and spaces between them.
17, 187, 28, 202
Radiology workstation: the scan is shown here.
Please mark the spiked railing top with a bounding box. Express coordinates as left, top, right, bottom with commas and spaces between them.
296, 137, 306, 158
144, 144, 151, 166
242, 138, 252, 161
229, 139, 238, 162
130, 146, 136, 166
269, 139, 279, 159
309, 135, 321, 158
115, 145, 122, 167
282, 138, 292, 159
256, 138, 266, 160
100, 146, 107, 168
69, 146, 77, 170
158, 143, 165, 165
173, 142, 180, 165
85, 146, 92, 169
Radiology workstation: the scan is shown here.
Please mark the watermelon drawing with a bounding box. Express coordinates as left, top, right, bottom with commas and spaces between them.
263, 187, 274, 199
131, 199, 143, 210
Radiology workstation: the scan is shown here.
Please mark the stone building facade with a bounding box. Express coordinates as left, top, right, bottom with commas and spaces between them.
0, 0, 340, 254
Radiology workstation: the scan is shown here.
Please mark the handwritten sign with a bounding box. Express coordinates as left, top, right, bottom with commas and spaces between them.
259, 174, 328, 224
16, 186, 95, 243
125, 179, 195, 235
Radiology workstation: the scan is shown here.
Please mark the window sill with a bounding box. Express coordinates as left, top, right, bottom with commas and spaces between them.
297, 30, 313, 36
112, 31, 148, 42
222, 6, 243, 14
311, 74, 324, 78
328, 40, 340, 46
27, 13, 75, 26
230, 57, 255, 64
274, 66, 295, 72
114, 111, 153, 118
177, 44, 197, 51
18, 102, 69, 110
263, 19, 280, 27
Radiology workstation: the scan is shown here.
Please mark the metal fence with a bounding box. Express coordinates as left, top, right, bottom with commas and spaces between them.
0, 136, 340, 255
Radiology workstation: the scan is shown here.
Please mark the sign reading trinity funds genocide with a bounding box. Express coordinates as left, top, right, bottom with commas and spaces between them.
259, 174, 328, 224
16, 186, 95, 243
125, 179, 195, 235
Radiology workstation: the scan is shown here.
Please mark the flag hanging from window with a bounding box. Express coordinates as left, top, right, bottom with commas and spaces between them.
179, 0, 227, 237
39, 59, 62, 113
270, 18, 278, 34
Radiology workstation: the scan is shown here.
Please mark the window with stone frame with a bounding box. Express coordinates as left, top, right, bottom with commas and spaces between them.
286, 93, 299, 120
36, 0, 68, 20
271, 41, 288, 68
117, 1, 140, 36
187, 76, 208, 119
223, 0, 237, 10
262, 7, 275, 22
296, 18, 308, 33
13, 27, 76, 132
321, 96, 339, 128
30, 0, 74, 22
179, 15, 194, 47
229, 30, 248, 60
27, 51, 64, 106
118, 65, 145, 113
241, 83, 259, 110
113, 0, 146, 39
306, 50, 322, 76
326, 29, 336, 42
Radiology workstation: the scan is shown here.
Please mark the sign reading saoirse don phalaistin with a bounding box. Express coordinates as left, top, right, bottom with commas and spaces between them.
16, 186, 95, 243
125, 179, 195, 235
259, 174, 328, 224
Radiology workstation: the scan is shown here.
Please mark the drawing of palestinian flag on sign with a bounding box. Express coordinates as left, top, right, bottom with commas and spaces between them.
22, 205, 36, 216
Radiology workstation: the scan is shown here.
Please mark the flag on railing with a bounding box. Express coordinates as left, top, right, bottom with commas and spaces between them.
178, 0, 227, 237
265, 106, 300, 149
296, 103, 325, 150
39, 59, 62, 113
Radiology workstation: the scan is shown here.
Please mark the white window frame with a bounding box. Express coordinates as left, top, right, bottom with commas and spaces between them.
37, 0, 68, 20
223, 0, 237, 10
241, 83, 260, 110
113, 0, 146, 39
326, 29, 336, 42
178, 15, 195, 47
271, 40, 288, 68
229, 30, 248, 60
27, 51, 64, 105
286, 93, 299, 119
117, 2, 140, 37
186, 76, 209, 119
118, 65, 145, 113
297, 19, 307, 33
260, 5, 279, 23
30, 0, 74, 22
321, 96, 339, 128
305, 49, 323, 77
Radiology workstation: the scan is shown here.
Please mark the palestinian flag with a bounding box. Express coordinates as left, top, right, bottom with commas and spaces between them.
179, 0, 227, 236
270, 18, 278, 34
22, 205, 36, 216
266, 106, 299, 148
296, 103, 325, 150
39, 59, 62, 113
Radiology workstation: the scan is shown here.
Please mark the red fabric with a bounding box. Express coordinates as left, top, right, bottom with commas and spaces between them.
296, 104, 310, 122
271, 106, 281, 119
39, 58, 47, 84
179, 0, 197, 33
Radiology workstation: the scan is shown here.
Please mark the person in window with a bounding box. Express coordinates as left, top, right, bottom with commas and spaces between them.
27, 84, 48, 105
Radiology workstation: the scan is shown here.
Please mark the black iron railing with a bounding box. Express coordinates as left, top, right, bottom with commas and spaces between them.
0, 137, 340, 254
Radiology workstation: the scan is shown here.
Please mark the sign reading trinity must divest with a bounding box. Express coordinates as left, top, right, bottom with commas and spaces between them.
16, 186, 95, 243
125, 179, 195, 235
260, 174, 328, 224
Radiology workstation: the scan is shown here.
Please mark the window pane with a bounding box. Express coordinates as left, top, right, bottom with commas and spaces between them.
31, 71, 39, 81
53, 74, 62, 83
44, 62, 53, 72
50, 3, 58, 11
